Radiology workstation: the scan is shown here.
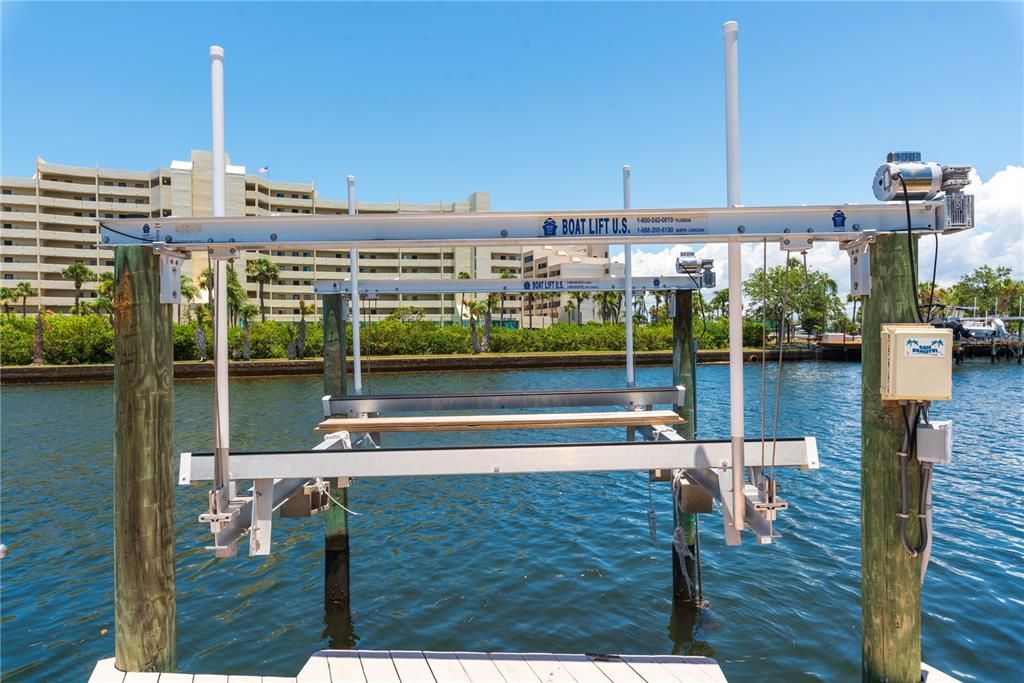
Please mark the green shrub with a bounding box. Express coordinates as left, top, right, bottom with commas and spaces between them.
173, 323, 201, 361
248, 320, 289, 359
0, 315, 35, 365
42, 314, 114, 364
427, 325, 472, 354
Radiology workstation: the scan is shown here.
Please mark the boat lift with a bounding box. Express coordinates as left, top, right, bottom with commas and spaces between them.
102, 188, 972, 557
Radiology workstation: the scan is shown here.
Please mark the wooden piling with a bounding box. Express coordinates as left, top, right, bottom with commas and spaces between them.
113, 246, 176, 672
671, 289, 699, 604
322, 293, 351, 608
861, 233, 922, 683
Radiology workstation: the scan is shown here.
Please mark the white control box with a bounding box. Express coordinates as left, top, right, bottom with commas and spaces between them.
880, 324, 953, 401
916, 420, 953, 465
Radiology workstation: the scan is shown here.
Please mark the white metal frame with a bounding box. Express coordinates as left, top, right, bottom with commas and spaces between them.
313, 275, 702, 296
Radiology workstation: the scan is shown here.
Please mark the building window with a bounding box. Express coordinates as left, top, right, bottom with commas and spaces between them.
3, 224, 11, 229
104, 181, 113, 186
119, 198, 127, 203
3, 240, 10, 245
118, 182, 126, 187
303, 209, 310, 214
292, 252, 299, 257
74, 212, 82, 217
3, 274, 12, 279
162, 178, 170, 185
135, 199, 144, 204
2, 190, 10, 195
292, 266, 298, 271
291, 194, 298, 198
105, 214, 114, 218
303, 252, 310, 257
303, 195, 310, 199
3, 257, 11, 263
276, 193, 284, 198
135, 183, 144, 188
291, 209, 298, 213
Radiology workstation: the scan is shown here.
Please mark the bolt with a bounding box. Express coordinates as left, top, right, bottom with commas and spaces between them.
737, 225, 746, 233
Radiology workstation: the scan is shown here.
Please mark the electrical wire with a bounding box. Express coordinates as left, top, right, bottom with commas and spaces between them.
898, 403, 929, 557
768, 257, 792, 495
897, 175, 925, 323
97, 222, 155, 243
927, 232, 939, 322
681, 270, 708, 343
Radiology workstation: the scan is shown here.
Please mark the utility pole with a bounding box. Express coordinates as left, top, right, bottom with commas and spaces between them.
861, 233, 923, 683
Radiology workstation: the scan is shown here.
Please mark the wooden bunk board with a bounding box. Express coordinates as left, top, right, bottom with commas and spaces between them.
316, 410, 684, 434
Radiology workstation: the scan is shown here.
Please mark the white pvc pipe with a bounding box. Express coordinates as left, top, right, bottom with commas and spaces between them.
348, 175, 362, 394
210, 45, 230, 510
724, 20, 745, 532
622, 165, 635, 387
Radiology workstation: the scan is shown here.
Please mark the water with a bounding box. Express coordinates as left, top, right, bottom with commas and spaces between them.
1, 362, 1022, 682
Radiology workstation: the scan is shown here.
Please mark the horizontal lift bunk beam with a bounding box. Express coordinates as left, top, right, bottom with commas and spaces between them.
180, 437, 818, 482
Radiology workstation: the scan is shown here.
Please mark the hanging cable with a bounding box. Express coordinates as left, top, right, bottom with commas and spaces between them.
898, 403, 928, 557
926, 232, 940, 322
768, 257, 793, 495
97, 223, 155, 243
681, 270, 708, 343
760, 238, 768, 473
897, 174, 926, 323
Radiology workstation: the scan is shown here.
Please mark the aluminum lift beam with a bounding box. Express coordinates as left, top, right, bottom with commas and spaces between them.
98, 198, 969, 250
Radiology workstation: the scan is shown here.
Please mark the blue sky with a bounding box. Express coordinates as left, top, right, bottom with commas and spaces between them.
2, 2, 1022, 287
3, 2, 1021, 208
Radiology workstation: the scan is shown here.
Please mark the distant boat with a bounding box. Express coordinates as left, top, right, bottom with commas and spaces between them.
961, 317, 1009, 339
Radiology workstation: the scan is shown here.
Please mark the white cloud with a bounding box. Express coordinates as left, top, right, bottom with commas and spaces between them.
615, 166, 1023, 299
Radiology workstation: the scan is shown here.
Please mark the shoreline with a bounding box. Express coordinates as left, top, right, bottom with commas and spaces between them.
2, 349, 830, 384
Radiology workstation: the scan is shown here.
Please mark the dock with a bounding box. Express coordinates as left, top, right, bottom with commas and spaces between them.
89, 650, 729, 683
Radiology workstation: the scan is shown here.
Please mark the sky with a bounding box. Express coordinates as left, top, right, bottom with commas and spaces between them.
2, 1, 1022, 294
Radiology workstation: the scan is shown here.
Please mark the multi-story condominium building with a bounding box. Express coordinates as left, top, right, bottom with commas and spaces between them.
0, 151, 521, 322
521, 245, 624, 327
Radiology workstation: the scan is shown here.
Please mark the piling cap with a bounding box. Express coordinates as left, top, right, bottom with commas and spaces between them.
210, 45, 225, 59
723, 21, 738, 33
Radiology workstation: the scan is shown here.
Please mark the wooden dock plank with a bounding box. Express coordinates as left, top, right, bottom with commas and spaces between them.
156, 674, 195, 683
191, 675, 228, 683
388, 651, 436, 683
453, 652, 506, 682
225, 676, 261, 683
295, 652, 333, 683
521, 653, 577, 683
589, 658, 646, 683
554, 654, 613, 682
486, 653, 542, 682
423, 651, 472, 683
323, 650, 367, 683
89, 659, 127, 683
261, 678, 298, 683
316, 411, 683, 434
124, 674, 161, 683
358, 651, 401, 683
619, 655, 727, 683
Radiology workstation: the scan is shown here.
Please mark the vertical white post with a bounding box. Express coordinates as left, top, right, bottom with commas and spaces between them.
348, 175, 362, 395
622, 165, 635, 387
210, 45, 231, 512
723, 20, 745, 534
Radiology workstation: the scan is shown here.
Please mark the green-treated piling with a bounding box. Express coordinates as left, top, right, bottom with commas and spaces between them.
861, 233, 923, 682
322, 293, 351, 607
671, 289, 699, 604
113, 246, 176, 671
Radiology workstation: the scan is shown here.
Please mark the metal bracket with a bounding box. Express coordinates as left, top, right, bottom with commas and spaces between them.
780, 235, 814, 252
207, 245, 242, 260
154, 245, 189, 305
840, 230, 877, 298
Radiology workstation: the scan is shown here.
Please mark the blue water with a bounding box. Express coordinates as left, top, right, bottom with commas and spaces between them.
1, 362, 1022, 681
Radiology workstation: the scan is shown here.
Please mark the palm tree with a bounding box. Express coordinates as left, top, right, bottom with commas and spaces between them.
239, 303, 259, 361
179, 275, 199, 323
226, 265, 248, 326
62, 261, 96, 315
95, 272, 114, 324
297, 300, 315, 359
457, 271, 471, 324
197, 267, 215, 305
499, 268, 515, 325
569, 291, 590, 325
467, 299, 488, 353
593, 291, 622, 324
14, 281, 37, 317
246, 256, 280, 322
564, 298, 576, 324
0, 287, 14, 315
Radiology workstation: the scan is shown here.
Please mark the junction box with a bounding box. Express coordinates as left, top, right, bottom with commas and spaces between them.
880, 324, 953, 401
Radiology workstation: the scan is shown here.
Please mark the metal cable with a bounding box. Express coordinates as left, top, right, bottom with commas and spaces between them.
769, 257, 793, 494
